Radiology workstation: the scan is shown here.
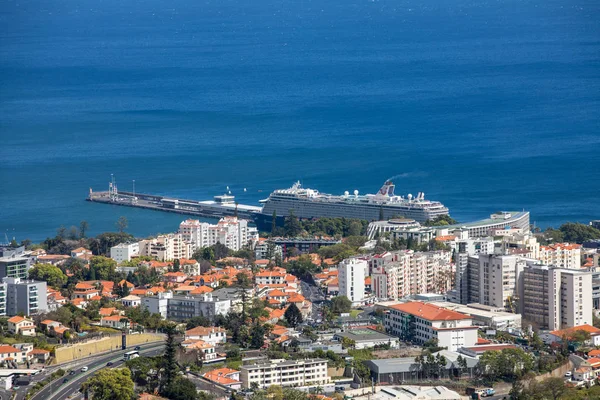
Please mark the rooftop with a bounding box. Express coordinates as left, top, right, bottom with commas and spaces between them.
389, 301, 471, 322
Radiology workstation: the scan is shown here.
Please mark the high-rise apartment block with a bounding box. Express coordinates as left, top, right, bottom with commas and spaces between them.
521, 264, 592, 330
371, 250, 453, 300
338, 258, 367, 304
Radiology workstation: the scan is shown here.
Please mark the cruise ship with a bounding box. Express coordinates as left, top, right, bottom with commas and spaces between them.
255, 181, 449, 229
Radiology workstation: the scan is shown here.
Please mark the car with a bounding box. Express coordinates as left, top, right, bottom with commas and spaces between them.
81, 366, 88, 372
69, 370, 75, 375
565, 371, 572, 378
134, 346, 141, 350
106, 362, 114, 366
13, 386, 20, 390
63, 378, 69, 383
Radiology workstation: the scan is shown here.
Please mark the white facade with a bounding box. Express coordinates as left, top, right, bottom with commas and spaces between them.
521, 263, 593, 330
240, 358, 329, 389
477, 255, 524, 312
384, 302, 478, 352
370, 250, 453, 301
179, 217, 258, 252
120, 295, 141, 308
539, 243, 582, 269
338, 258, 367, 304
185, 326, 227, 346
110, 242, 140, 263
139, 234, 192, 261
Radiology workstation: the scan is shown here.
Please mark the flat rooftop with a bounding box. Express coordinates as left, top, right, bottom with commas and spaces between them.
436, 211, 529, 229
334, 328, 397, 342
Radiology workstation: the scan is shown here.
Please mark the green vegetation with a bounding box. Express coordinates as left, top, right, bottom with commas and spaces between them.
479, 348, 535, 382
540, 222, 600, 244
81, 368, 134, 400
249, 385, 322, 400
414, 353, 447, 379
423, 215, 458, 226
272, 216, 369, 238
284, 303, 303, 327
511, 376, 600, 400
28, 263, 67, 288
329, 296, 352, 314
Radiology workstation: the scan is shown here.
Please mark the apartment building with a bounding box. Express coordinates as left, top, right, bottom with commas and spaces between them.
110, 242, 140, 263
499, 233, 540, 259
240, 358, 329, 389
2, 277, 48, 316
539, 243, 582, 269
179, 217, 258, 252
138, 234, 192, 261
370, 250, 453, 301
521, 264, 592, 330
338, 258, 367, 304
384, 301, 478, 351
475, 255, 525, 312
0, 246, 33, 279
141, 291, 231, 321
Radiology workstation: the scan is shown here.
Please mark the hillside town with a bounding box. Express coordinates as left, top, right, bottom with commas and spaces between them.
2, 215, 600, 400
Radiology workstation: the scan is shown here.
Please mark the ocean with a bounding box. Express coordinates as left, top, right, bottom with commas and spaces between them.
1, 0, 599, 243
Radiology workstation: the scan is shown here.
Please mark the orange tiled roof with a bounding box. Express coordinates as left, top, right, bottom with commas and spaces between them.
186, 326, 226, 336
0, 345, 20, 353
99, 307, 117, 316
364, 277, 372, 285
550, 324, 600, 339
390, 301, 471, 321
8, 316, 27, 324
589, 349, 600, 357
190, 286, 213, 295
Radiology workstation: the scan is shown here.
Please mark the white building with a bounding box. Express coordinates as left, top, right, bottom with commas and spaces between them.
254, 240, 283, 260
240, 358, 329, 389
138, 233, 192, 261
338, 258, 367, 304
384, 301, 478, 351
521, 263, 592, 330
110, 242, 140, 263
366, 219, 421, 240
476, 254, 524, 312
141, 291, 231, 321
179, 217, 258, 252
184, 326, 227, 346
539, 243, 582, 269
370, 251, 453, 301
120, 295, 141, 308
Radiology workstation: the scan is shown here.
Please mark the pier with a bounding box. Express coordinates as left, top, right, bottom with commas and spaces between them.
87, 188, 262, 221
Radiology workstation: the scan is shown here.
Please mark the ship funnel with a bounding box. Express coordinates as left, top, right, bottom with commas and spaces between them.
344, 191, 349, 197
353, 190, 359, 198
407, 193, 413, 200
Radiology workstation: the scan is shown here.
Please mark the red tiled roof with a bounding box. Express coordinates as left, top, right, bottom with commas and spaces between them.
389, 301, 470, 321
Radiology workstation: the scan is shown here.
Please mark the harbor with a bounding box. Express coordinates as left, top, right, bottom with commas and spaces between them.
86, 181, 262, 221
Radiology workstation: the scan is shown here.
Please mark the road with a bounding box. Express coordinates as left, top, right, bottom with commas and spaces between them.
300, 280, 325, 321
28, 342, 165, 400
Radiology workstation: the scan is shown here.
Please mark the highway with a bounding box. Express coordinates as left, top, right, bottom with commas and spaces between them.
28, 342, 165, 400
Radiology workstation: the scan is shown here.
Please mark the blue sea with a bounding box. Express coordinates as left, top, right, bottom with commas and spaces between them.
1, 0, 599, 243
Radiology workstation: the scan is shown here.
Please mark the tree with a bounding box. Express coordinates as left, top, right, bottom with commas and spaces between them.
81, 368, 134, 400
235, 272, 252, 289
479, 348, 535, 381
79, 220, 89, 238
89, 256, 117, 281
423, 215, 458, 226
160, 324, 179, 393
163, 376, 199, 400
116, 216, 128, 233
284, 210, 303, 237
186, 316, 211, 330
28, 263, 67, 288
522, 377, 572, 400
330, 296, 352, 314
267, 385, 284, 400
570, 329, 591, 344
271, 210, 278, 235
284, 303, 303, 328
347, 221, 364, 237
559, 222, 600, 243
250, 324, 266, 349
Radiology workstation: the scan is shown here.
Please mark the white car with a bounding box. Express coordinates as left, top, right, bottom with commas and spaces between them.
81, 366, 89, 372
564, 371, 572, 378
